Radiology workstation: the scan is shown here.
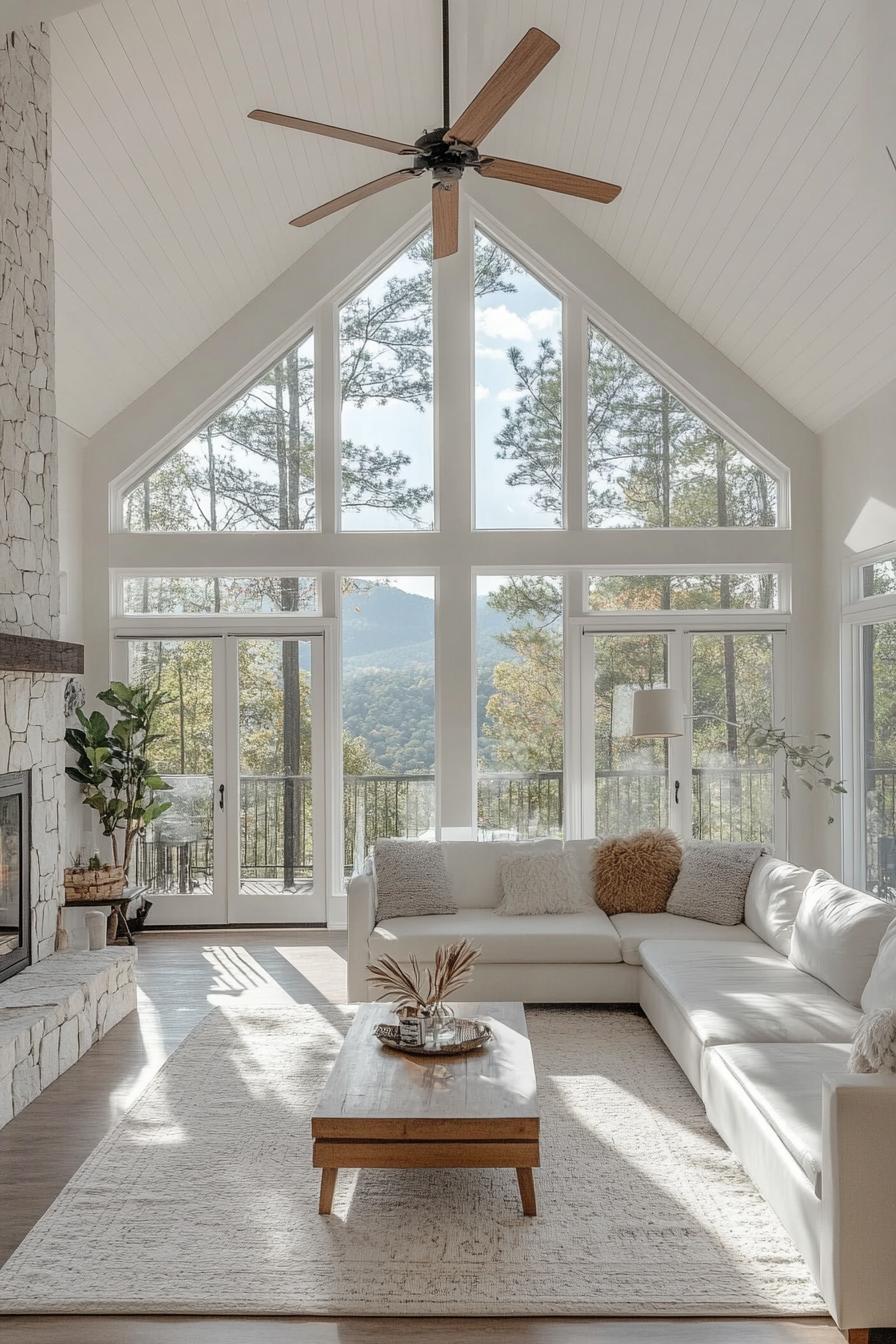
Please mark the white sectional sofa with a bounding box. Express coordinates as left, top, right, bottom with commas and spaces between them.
347, 838, 896, 1334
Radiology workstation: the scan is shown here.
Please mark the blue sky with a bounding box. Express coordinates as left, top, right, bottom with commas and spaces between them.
339, 231, 561, 532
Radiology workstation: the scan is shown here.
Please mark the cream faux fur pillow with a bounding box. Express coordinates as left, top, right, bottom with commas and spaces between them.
497, 851, 592, 916
849, 1010, 896, 1074
593, 829, 683, 915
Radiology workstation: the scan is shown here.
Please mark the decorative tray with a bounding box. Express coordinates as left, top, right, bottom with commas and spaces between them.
374, 1018, 492, 1056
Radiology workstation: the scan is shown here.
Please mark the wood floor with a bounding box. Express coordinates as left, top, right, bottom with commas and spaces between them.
0, 929, 849, 1344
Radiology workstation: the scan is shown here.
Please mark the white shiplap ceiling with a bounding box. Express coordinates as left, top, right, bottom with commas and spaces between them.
49, 0, 895, 439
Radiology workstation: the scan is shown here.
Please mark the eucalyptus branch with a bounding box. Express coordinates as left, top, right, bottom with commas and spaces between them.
697, 715, 846, 824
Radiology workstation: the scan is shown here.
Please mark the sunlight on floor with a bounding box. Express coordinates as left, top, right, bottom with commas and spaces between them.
202, 944, 284, 997
107, 985, 171, 1114
273, 943, 347, 1002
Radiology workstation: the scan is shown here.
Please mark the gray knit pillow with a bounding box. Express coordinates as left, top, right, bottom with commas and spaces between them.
373, 840, 456, 921
666, 840, 765, 926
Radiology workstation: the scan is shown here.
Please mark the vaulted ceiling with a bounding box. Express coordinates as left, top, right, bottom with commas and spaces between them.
49, 0, 895, 440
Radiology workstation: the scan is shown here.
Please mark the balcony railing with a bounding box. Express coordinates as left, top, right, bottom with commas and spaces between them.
865, 767, 896, 900
132, 765, 779, 894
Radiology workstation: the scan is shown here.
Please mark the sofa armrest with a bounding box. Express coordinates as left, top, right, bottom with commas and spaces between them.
821, 1071, 896, 1330
346, 873, 376, 1003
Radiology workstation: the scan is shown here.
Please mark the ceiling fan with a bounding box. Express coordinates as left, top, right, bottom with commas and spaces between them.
247, 1, 621, 259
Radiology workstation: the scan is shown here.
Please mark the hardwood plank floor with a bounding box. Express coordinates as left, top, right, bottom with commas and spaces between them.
0, 929, 846, 1344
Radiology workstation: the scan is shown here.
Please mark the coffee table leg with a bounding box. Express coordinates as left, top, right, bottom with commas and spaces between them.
516, 1167, 537, 1216
318, 1167, 338, 1214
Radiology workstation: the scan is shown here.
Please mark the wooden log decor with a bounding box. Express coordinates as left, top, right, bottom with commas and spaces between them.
0, 633, 84, 675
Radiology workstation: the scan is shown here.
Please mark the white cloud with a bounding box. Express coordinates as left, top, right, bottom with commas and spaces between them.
474, 384, 490, 401
475, 345, 508, 362
497, 386, 524, 402
475, 304, 532, 342
528, 306, 560, 333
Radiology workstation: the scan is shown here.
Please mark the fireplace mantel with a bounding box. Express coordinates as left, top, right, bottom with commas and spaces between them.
0, 633, 84, 675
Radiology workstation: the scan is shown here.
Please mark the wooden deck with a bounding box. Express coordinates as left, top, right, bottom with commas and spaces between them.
144, 879, 315, 897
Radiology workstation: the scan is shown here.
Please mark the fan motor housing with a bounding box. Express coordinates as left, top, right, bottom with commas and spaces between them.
414, 127, 479, 180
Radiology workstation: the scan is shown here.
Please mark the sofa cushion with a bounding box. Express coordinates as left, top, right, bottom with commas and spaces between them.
639, 940, 862, 1048
373, 840, 455, 920
593, 828, 682, 914
789, 870, 896, 1007
563, 839, 599, 902
610, 913, 760, 966
440, 840, 563, 909
666, 841, 764, 925
862, 917, 896, 1013
705, 1042, 852, 1196
744, 856, 811, 956
370, 905, 622, 964
497, 851, 592, 915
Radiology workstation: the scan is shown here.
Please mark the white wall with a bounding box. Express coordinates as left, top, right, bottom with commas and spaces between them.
819, 375, 896, 876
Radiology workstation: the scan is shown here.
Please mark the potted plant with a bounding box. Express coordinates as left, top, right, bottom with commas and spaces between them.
64, 681, 173, 899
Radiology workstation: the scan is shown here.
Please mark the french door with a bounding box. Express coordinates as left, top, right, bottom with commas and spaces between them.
579, 626, 786, 847
119, 633, 326, 925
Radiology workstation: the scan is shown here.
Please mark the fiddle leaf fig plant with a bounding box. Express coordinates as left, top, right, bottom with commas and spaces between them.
65, 681, 174, 878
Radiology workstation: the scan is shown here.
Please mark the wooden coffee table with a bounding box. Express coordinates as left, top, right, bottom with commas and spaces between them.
312, 1001, 540, 1216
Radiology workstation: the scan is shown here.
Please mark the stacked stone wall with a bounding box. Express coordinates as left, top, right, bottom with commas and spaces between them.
0, 27, 63, 961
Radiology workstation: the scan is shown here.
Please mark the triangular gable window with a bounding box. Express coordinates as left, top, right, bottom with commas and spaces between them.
124, 332, 314, 532
587, 322, 778, 528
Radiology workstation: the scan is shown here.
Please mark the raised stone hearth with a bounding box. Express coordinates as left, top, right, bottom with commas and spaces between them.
0, 948, 136, 1128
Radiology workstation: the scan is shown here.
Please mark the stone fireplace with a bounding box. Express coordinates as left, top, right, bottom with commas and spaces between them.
0, 25, 66, 970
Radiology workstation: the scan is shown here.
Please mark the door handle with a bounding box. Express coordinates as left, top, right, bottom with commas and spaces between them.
674, 779, 680, 804
218, 783, 225, 811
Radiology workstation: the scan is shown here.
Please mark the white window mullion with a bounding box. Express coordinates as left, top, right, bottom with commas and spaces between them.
315, 302, 338, 535
577, 630, 595, 837
563, 296, 586, 532
669, 631, 690, 841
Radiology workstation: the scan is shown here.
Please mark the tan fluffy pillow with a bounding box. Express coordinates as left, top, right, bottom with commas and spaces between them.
593, 829, 683, 915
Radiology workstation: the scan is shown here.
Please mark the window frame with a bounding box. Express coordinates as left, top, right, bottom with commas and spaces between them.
582, 306, 789, 531
104, 202, 800, 919
114, 326, 319, 537
841, 544, 896, 890
110, 567, 324, 625
572, 609, 790, 847
472, 223, 567, 533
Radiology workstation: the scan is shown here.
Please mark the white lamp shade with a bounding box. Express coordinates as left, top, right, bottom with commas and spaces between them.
631, 688, 684, 738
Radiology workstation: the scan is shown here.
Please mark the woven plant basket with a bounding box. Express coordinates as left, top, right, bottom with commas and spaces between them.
64, 866, 126, 903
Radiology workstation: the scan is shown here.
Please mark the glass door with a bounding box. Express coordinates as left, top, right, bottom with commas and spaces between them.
582, 631, 680, 837
227, 635, 326, 924
688, 630, 780, 847
124, 637, 227, 924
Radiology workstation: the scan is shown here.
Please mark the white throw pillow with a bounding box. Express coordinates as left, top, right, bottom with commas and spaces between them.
497, 851, 592, 916
744, 856, 811, 956
862, 917, 896, 1012
789, 870, 896, 1007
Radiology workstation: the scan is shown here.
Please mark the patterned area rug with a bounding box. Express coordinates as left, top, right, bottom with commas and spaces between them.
0, 1004, 825, 1316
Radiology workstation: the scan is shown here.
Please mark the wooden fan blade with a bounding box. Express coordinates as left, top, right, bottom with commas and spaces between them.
444, 28, 559, 147
476, 157, 621, 203
432, 182, 459, 258
289, 170, 420, 228
249, 110, 418, 156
